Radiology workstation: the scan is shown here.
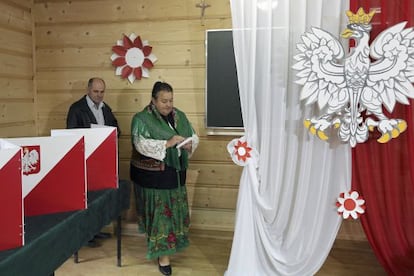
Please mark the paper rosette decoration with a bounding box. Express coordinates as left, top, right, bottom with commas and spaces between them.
111, 33, 157, 83
227, 136, 258, 166
336, 190, 366, 219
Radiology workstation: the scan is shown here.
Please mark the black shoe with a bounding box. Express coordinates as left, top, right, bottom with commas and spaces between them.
94, 231, 111, 239
87, 238, 101, 248
158, 258, 172, 275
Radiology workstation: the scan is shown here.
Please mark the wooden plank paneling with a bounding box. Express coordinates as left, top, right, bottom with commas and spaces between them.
34, 0, 231, 24
36, 43, 205, 68
191, 139, 237, 162
0, 78, 34, 98
0, 102, 35, 123
190, 208, 235, 232
188, 163, 242, 186
0, 28, 32, 54
8, 0, 33, 10
34, 18, 232, 47
187, 184, 238, 209
0, 0, 35, 138
0, 1, 32, 31
0, 122, 36, 138
0, 53, 33, 77
35, 68, 205, 90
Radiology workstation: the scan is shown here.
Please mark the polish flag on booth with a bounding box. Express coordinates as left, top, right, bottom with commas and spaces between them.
5, 135, 86, 217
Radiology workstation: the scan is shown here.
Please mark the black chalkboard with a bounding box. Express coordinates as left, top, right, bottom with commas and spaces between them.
206, 29, 243, 129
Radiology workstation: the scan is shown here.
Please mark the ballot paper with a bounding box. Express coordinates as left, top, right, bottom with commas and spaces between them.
176, 137, 193, 149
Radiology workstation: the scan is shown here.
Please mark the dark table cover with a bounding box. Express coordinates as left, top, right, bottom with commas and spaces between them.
0, 180, 131, 276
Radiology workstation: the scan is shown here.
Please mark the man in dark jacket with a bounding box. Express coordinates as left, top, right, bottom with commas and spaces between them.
66, 77, 120, 247
67, 77, 120, 135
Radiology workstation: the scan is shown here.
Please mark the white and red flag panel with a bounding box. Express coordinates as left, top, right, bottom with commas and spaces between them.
5, 135, 87, 217
0, 140, 23, 250
51, 126, 118, 191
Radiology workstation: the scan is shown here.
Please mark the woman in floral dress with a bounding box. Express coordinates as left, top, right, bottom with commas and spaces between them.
130, 81, 199, 275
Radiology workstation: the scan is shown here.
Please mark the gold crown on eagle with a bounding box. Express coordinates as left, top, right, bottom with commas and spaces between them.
346, 7, 376, 24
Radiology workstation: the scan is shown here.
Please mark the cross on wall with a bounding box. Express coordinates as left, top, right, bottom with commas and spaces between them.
195, 0, 211, 25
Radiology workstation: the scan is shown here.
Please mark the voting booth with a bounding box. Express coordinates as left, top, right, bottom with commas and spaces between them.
0, 127, 118, 253
51, 126, 118, 191
0, 127, 128, 274
0, 135, 86, 251
5, 135, 87, 217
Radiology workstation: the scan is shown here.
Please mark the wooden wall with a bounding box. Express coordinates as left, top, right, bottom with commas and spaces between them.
32, 0, 242, 235
0, 0, 37, 137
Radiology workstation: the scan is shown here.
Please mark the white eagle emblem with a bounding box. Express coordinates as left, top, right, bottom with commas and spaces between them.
22, 146, 40, 175
293, 8, 414, 147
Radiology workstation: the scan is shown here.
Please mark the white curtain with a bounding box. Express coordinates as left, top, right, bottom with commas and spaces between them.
226, 0, 351, 275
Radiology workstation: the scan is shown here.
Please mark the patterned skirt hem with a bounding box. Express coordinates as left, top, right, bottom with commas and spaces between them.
146, 240, 190, 260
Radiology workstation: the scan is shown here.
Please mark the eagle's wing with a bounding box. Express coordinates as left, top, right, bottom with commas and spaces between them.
29, 150, 39, 165
367, 21, 414, 113
293, 27, 346, 110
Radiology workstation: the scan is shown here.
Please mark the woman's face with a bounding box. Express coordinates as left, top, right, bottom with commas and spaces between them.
152, 90, 173, 116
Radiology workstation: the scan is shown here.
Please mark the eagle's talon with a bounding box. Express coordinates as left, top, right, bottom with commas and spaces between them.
397, 120, 407, 133
377, 132, 391, 143
377, 119, 407, 143
304, 118, 331, 141
391, 128, 400, 138
317, 130, 329, 140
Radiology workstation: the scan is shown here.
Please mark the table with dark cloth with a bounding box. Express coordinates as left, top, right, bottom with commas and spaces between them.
0, 180, 131, 276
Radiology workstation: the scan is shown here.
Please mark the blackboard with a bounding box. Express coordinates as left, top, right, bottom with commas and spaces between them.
205, 29, 243, 129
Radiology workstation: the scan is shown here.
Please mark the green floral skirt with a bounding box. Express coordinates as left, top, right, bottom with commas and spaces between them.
136, 184, 190, 260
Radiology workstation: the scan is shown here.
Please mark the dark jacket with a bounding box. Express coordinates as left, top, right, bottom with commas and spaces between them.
66, 95, 121, 136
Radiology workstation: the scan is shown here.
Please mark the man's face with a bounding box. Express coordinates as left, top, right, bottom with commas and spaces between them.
152, 90, 173, 116
87, 79, 105, 105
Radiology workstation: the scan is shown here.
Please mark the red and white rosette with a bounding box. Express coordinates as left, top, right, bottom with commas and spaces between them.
111, 33, 157, 83
336, 190, 366, 219
227, 136, 258, 167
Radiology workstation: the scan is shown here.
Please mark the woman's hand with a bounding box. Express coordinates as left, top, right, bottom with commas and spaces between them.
166, 135, 185, 148
181, 142, 192, 152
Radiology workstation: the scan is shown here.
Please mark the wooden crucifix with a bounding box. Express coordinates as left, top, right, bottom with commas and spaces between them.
195, 0, 211, 26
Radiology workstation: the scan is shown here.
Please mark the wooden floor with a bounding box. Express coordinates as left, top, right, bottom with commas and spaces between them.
55, 232, 387, 276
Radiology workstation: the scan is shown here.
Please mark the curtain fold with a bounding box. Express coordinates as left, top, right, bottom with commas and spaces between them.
350, 1, 414, 275
226, 0, 350, 275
